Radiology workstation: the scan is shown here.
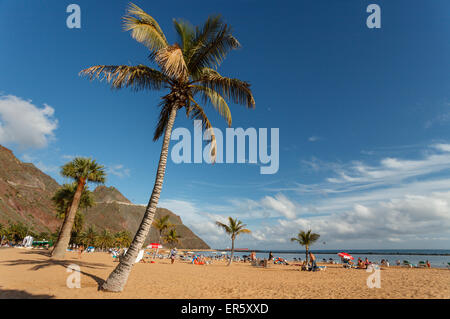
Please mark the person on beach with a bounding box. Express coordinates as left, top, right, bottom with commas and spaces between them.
78, 245, 84, 259
250, 251, 256, 261
309, 252, 317, 271
268, 251, 273, 261
358, 258, 365, 269
170, 248, 177, 264
426, 260, 431, 268
364, 257, 370, 267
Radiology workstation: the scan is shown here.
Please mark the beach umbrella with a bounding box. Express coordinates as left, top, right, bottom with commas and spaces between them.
337, 252, 354, 260
147, 243, 162, 249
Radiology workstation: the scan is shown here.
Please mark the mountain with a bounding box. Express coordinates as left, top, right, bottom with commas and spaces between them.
85, 186, 210, 249
0, 145, 210, 249
0, 145, 60, 232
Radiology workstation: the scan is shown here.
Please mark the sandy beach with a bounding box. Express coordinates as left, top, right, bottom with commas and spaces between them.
0, 248, 448, 299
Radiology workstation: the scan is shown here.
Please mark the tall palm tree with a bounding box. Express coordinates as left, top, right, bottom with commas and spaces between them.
290, 229, 320, 265
51, 158, 106, 259
52, 183, 95, 237
216, 217, 251, 266
163, 228, 181, 249
80, 3, 254, 292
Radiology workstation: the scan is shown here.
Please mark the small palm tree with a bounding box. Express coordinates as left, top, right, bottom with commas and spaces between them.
152, 214, 171, 257
216, 217, 251, 266
290, 229, 320, 265
81, 3, 254, 292
96, 229, 115, 250
52, 183, 94, 237
51, 158, 106, 259
163, 228, 181, 249
78, 225, 98, 247
114, 231, 132, 248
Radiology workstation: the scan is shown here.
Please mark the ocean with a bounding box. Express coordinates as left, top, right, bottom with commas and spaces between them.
190, 249, 450, 268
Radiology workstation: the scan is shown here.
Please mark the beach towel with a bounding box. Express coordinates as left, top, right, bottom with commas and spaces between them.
135, 249, 145, 263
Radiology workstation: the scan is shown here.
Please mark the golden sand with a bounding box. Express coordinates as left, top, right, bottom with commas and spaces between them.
0, 248, 448, 299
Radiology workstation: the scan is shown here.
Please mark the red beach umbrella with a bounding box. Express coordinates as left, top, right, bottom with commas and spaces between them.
337, 252, 354, 260
147, 243, 162, 249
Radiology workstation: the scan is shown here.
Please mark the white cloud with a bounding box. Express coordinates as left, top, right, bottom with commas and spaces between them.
279, 191, 450, 242
107, 164, 130, 178
260, 194, 297, 219
0, 95, 58, 149
433, 143, 450, 152
308, 136, 320, 142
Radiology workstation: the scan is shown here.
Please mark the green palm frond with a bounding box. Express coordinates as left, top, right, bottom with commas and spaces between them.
216, 217, 251, 239
173, 18, 195, 55
194, 68, 254, 108
188, 16, 240, 75
291, 229, 320, 247
123, 3, 168, 52
61, 158, 106, 184
152, 101, 173, 141
52, 183, 94, 218
152, 215, 171, 233
191, 85, 232, 126
80, 65, 169, 91
163, 228, 181, 246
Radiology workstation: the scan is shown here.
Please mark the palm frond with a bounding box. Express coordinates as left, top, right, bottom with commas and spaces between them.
152, 101, 173, 141
154, 44, 188, 80
80, 65, 169, 91
188, 16, 240, 74
123, 3, 168, 52
188, 97, 217, 162
194, 68, 255, 108
216, 221, 232, 234
173, 18, 195, 55
191, 85, 232, 126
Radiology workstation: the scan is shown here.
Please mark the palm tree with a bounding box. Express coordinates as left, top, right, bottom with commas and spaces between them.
290, 229, 320, 265
216, 217, 251, 266
96, 229, 115, 250
152, 214, 171, 257
78, 225, 98, 247
80, 3, 255, 292
114, 231, 132, 248
163, 228, 181, 249
0, 223, 4, 245
52, 183, 95, 239
51, 158, 106, 259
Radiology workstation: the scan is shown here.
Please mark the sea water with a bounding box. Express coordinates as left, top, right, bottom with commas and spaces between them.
191, 249, 450, 268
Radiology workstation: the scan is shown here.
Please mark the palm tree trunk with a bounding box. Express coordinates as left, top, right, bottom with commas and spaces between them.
51, 179, 86, 259
305, 246, 309, 266
101, 105, 178, 292
227, 237, 235, 266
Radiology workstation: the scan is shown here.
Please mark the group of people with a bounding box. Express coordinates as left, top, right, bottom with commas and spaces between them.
356, 257, 372, 269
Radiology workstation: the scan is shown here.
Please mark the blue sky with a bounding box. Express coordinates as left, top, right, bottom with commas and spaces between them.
0, 0, 449, 250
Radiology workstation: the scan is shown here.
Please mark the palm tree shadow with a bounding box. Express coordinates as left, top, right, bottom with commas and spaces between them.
0, 286, 54, 299
1, 252, 107, 289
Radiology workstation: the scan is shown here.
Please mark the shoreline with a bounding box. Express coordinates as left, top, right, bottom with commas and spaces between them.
0, 248, 449, 299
